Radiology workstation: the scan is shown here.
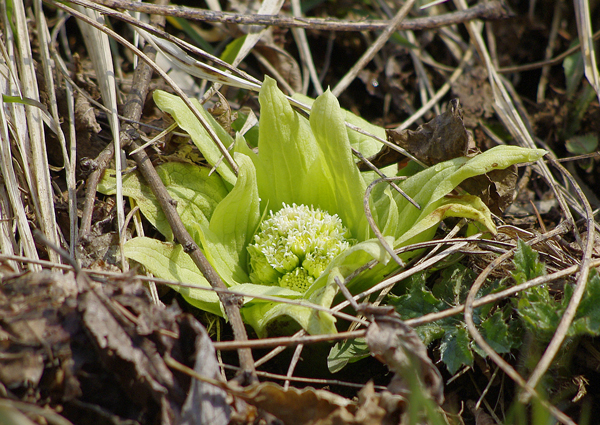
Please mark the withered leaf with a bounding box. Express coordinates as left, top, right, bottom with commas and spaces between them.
179, 319, 230, 425
365, 309, 444, 405
460, 166, 518, 214
358, 99, 470, 170
220, 380, 405, 425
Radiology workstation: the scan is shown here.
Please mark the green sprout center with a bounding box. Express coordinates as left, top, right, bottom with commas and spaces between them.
247, 203, 352, 292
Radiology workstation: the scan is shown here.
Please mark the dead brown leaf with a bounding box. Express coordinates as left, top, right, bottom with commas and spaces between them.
460, 165, 518, 214
217, 379, 406, 425
365, 308, 444, 406
359, 99, 470, 170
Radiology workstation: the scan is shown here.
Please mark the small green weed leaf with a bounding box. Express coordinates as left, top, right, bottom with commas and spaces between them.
480, 311, 514, 354
512, 239, 546, 284
432, 265, 474, 305
563, 47, 584, 98
391, 276, 443, 320
517, 287, 561, 337
440, 326, 473, 375
98, 162, 228, 241
516, 270, 600, 340
387, 264, 519, 374
328, 338, 370, 373
153, 90, 237, 187
566, 269, 600, 336
565, 134, 598, 155
220, 35, 246, 64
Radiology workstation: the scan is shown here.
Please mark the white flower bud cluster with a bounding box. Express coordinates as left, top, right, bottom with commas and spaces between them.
247, 203, 352, 292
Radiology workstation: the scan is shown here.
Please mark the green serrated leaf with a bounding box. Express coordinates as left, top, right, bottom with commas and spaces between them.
327, 338, 370, 373
568, 269, 600, 336
512, 239, 546, 284
432, 264, 474, 305
440, 326, 473, 375
390, 276, 443, 320
480, 311, 514, 353
517, 271, 600, 340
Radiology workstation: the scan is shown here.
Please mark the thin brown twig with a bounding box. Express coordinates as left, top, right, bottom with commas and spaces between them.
221, 363, 386, 390
284, 344, 304, 390
498, 25, 600, 74
88, 0, 511, 32
213, 330, 366, 351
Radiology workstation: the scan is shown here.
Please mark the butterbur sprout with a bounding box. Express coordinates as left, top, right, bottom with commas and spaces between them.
99, 76, 546, 337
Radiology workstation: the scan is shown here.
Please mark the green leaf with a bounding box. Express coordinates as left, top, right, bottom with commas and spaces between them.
241, 267, 341, 337
439, 326, 473, 375
309, 89, 370, 240
392, 276, 443, 320
220, 35, 246, 64
395, 195, 495, 246
391, 145, 546, 245
565, 134, 598, 155
566, 269, 600, 336
517, 286, 560, 337
195, 153, 260, 285
327, 338, 370, 373
252, 77, 321, 212
153, 90, 237, 187
98, 162, 228, 241
123, 238, 222, 316
291, 92, 385, 160
512, 239, 546, 284
228, 283, 303, 302
368, 184, 400, 237
308, 237, 394, 296
563, 47, 584, 98
386, 264, 517, 374
517, 269, 600, 340
480, 311, 514, 354
432, 265, 474, 305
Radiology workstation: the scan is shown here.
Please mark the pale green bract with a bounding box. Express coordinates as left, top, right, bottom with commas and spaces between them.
99, 76, 547, 337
